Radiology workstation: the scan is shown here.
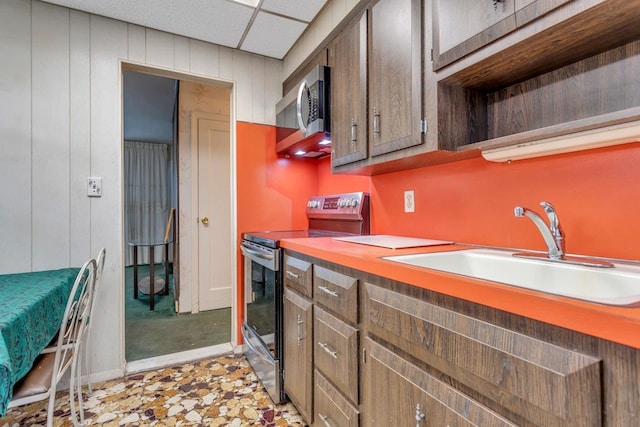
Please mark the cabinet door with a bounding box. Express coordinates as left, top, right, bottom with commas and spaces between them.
283, 288, 314, 424
369, 0, 424, 157
515, 0, 573, 27
362, 338, 518, 427
433, 0, 516, 69
330, 10, 368, 167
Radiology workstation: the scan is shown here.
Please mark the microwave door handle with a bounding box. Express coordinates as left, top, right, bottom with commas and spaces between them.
296, 79, 308, 136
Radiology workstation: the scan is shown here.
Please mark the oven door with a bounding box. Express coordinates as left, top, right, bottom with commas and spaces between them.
240, 240, 285, 403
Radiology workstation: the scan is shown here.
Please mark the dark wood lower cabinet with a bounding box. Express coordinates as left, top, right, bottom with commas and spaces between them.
314, 370, 359, 427
281, 250, 640, 426
283, 287, 314, 424
362, 337, 518, 427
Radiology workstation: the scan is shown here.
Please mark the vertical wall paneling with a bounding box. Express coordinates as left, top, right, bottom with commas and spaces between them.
174, 35, 190, 72
31, 1, 71, 270
127, 24, 146, 64
0, 0, 283, 380
69, 10, 92, 267
145, 29, 175, 69
90, 14, 128, 375
219, 46, 234, 81
0, 0, 32, 272
283, 0, 360, 79
233, 51, 253, 122
251, 56, 266, 124
264, 58, 283, 124
190, 39, 220, 77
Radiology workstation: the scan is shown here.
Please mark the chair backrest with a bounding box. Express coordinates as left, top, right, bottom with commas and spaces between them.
52, 258, 97, 388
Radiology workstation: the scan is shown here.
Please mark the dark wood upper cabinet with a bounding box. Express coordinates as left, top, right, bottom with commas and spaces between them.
433, 0, 517, 70
368, 0, 424, 157
328, 10, 368, 167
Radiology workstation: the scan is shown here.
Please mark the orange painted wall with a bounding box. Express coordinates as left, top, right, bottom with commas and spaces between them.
237, 124, 640, 340
235, 122, 318, 337
369, 143, 640, 261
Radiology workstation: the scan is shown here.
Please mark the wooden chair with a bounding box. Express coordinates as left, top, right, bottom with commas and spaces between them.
9, 258, 98, 427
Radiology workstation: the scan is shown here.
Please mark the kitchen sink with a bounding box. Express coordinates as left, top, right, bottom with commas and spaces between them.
383, 248, 640, 307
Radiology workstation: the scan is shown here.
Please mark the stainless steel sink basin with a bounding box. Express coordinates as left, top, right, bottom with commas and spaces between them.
383, 248, 640, 307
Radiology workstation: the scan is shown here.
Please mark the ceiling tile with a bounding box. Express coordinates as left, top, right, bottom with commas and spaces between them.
46, 0, 255, 48
261, 0, 328, 23
240, 11, 306, 59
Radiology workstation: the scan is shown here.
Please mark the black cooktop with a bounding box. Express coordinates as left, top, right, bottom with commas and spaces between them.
243, 229, 353, 249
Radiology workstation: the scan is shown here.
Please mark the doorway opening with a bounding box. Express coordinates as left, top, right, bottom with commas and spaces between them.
122, 66, 236, 365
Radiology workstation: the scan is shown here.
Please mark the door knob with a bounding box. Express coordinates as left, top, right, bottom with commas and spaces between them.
201, 217, 209, 225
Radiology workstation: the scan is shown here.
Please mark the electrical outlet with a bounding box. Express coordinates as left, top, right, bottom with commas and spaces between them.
88, 177, 102, 197
404, 190, 415, 213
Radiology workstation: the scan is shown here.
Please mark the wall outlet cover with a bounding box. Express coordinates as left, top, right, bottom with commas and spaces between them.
404, 190, 415, 213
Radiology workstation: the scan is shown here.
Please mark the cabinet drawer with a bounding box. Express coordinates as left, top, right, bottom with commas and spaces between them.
363, 282, 602, 426
284, 254, 313, 297
314, 370, 359, 427
313, 265, 358, 324
363, 337, 517, 427
314, 307, 359, 404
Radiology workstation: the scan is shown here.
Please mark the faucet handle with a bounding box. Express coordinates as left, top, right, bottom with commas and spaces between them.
539, 201, 559, 230
514, 206, 525, 217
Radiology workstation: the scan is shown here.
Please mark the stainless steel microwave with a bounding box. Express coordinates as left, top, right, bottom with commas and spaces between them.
275, 65, 330, 159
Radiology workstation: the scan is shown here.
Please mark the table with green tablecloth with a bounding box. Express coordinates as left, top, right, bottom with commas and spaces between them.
0, 268, 79, 417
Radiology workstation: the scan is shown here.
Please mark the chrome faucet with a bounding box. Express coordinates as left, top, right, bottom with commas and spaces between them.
514, 201, 565, 260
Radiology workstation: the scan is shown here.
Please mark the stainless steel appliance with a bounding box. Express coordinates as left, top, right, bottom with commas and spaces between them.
276, 65, 330, 159
240, 192, 370, 404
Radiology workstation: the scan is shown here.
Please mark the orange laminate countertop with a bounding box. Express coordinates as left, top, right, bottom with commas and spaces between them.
280, 237, 640, 350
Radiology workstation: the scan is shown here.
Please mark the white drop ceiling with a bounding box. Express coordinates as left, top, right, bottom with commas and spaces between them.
41, 0, 329, 59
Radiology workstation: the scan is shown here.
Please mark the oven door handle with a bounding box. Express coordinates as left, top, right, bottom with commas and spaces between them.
241, 244, 274, 261
242, 324, 275, 365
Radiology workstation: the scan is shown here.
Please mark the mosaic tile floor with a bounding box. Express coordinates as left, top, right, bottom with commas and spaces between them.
2, 354, 308, 427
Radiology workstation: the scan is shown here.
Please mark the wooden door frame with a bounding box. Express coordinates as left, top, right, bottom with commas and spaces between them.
120, 62, 239, 358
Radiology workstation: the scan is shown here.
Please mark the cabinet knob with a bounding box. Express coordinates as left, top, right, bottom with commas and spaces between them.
415, 403, 426, 426
201, 217, 209, 225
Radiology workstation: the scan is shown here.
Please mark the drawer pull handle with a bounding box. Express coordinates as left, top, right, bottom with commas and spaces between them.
319, 413, 333, 427
318, 286, 338, 297
318, 341, 338, 359
286, 271, 299, 280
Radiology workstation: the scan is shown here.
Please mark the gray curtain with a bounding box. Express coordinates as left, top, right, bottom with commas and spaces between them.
124, 140, 171, 266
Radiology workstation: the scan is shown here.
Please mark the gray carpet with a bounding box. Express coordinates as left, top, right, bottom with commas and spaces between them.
125, 264, 231, 361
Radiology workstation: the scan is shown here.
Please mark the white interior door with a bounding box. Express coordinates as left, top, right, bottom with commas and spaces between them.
196, 116, 232, 311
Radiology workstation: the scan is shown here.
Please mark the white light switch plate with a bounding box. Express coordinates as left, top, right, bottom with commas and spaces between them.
88, 177, 102, 197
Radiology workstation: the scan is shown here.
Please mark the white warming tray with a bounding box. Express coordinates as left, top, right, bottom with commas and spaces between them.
333, 235, 453, 249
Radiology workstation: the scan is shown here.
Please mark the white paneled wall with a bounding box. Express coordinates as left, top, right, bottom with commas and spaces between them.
283, 0, 361, 79
0, 0, 283, 381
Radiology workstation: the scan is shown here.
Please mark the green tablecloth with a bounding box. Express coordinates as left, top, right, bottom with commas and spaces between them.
0, 268, 79, 417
